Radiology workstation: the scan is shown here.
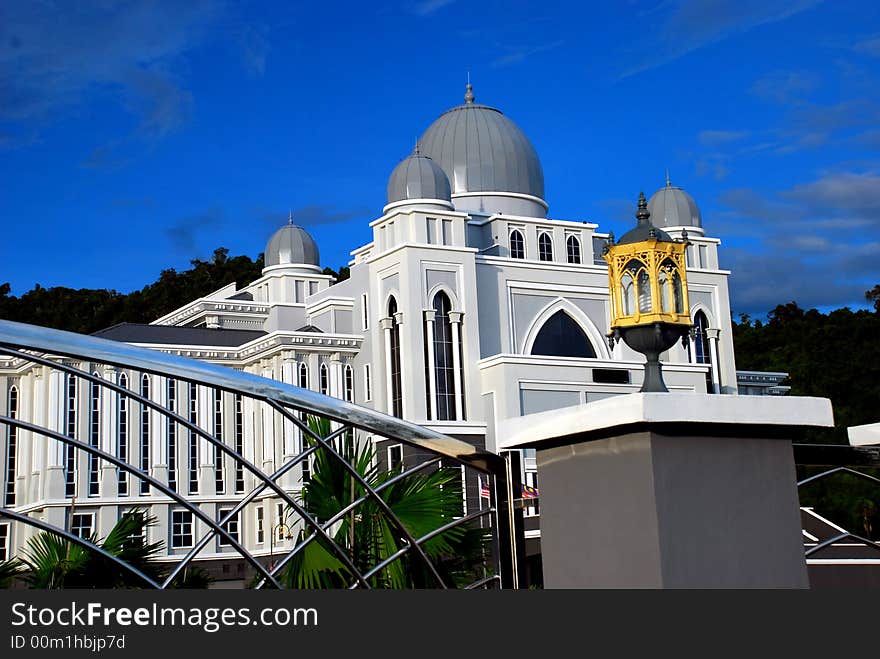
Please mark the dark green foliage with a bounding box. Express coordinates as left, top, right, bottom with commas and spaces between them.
278, 417, 489, 589
732, 300, 880, 444
867, 284, 880, 313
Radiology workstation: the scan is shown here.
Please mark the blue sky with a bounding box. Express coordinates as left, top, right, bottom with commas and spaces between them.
1, 0, 878, 318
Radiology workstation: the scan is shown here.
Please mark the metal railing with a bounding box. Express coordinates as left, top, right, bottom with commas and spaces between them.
0, 319, 518, 589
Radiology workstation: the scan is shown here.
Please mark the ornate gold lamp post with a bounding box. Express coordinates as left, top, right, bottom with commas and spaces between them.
603, 192, 692, 392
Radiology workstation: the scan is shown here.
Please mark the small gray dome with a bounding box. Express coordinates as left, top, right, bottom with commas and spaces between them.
265, 220, 320, 268
386, 153, 451, 204
417, 84, 545, 200
647, 176, 702, 229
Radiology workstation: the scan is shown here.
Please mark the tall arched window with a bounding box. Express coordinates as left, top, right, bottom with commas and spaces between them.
139, 374, 150, 495
690, 311, 714, 393
388, 297, 403, 418
298, 362, 309, 390
566, 235, 581, 264
214, 389, 224, 494
620, 272, 635, 316
531, 311, 597, 358
88, 375, 100, 497
166, 379, 177, 493
187, 382, 198, 495
538, 233, 553, 261
319, 363, 329, 395
432, 292, 457, 420
234, 393, 244, 494
510, 230, 525, 259
65, 374, 77, 497
344, 365, 354, 402
5, 386, 18, 506
117, 373, 128, 496
637, 269, 651, 313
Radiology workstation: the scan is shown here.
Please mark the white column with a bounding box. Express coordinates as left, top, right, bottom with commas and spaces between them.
424, 310, 437, 421
393, 311, 406, 419
32, 370, 44, 475
100, 367, 117, 493
449, 311, 464, 421
261, 365, 275, 471
330, 353, 342, 399
706, 329, 722, 394
47, 370, 65, 468
152, 375, 166, 467
380, 317, 394, 415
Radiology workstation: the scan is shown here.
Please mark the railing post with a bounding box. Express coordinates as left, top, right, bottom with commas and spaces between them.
493, 452, 525, 589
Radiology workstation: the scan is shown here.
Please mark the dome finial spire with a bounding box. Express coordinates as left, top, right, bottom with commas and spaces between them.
636, 191, 650, 224
666, 169, 671, 187
464, 73, 475, 104
288, 209, 294, 226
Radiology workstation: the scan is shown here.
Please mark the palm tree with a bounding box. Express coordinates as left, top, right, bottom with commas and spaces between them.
278, 417, 489, 588
0, 509, 172, 589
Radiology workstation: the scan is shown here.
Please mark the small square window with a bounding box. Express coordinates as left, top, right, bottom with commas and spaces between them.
218, 508, 239, 547
70, 513, 94, 539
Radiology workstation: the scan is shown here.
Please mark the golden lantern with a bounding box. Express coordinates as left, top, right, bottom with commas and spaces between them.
603, 192, 692, 392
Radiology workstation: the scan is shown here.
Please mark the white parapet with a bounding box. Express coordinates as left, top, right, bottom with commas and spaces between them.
497, 392, 835, 450
848, 422, 880, 447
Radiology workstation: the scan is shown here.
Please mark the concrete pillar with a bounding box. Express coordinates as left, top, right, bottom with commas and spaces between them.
449, 311, 464, 421
424, 310, 437, 420
499, 393, 835, 588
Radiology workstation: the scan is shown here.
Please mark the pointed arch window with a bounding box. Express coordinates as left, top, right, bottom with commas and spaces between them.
431, 292, 458, 420
187, 382, 198, 495
388, 297, 403, 418
566, 235, 581, 264
510, 230, 525, 259
689, 311, 715, 393
344, 364, 354, 402
65, 374, 77, 497
531, 311, 597, 358
319, 363, 330, 396
139, 374, 150, 495
166, 379, 177, 493
88, 375, 101, 496
234, 393, 244, 494
118, 373, 129, 496
4, 386, 18, 506
538, 232, 553, 261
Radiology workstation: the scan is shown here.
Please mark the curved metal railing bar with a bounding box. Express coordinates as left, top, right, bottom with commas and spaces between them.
0, 319, 497, 470
353, 508, 496, 588
0, 348, 371, 588
464, 574, 502, 590
268, 399, 449, 588
0, 508, 161, 589
798, 466, 880, 488
0, 320, 507, 589
804, 532, 880, 558
0, 414, 283, 589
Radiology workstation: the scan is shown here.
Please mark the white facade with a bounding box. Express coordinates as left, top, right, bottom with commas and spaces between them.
0, 87, 740, 569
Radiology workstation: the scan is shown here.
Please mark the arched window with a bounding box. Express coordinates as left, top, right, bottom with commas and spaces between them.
690, 311, 714, 393
187, 382, 198, 495
566, 235, 581, 264
432, 292, 457, 420
88, 374, 100, 496
139, 374, 150, 495
214, 388, 224, 494
319, 363, 330, 395
5, 386, 18, 506
298, 362, 309, 389
531, 311, 597, 358
388, 297, 403, 418
637, 269, 651, 313
620, 272, 635, 316
344, 364, 354, 402
166, 379, 177, 493
234, 393, 244, 494
510, 230, 525, 259
65, 374, 77, 497
117, 373, 128, 496
538, 232, 553, 261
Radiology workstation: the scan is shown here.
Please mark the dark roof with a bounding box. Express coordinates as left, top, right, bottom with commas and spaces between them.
296, 324, 323, 333
93, 323, 266, 347
227, 290, 254, 301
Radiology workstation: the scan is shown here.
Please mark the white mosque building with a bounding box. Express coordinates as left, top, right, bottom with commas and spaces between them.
0, 84, 779, 579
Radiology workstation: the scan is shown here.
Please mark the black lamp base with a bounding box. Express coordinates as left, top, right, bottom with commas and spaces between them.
618, 323, 690, 393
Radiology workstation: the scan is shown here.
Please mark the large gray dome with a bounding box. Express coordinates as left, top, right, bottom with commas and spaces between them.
647, 176, 702, 229
264, 220, 320, 268
386, 153, 451, 205
417, 84, 545, 202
